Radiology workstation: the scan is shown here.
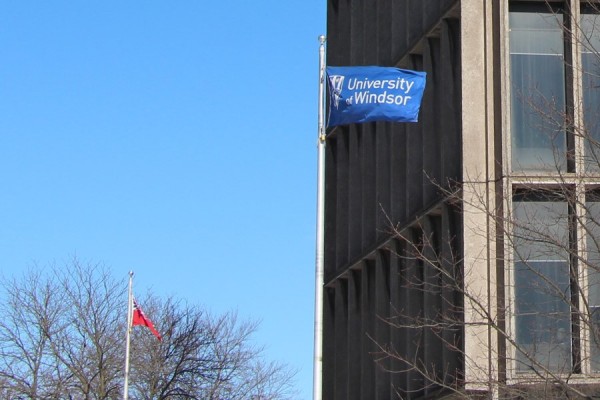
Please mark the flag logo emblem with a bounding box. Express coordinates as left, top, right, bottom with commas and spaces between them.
328, 75, 345, 109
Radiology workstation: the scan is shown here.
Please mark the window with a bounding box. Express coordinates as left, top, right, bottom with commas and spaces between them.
582, 11, 600, 170
513, 192, 571, 372
507, 0, 600, 379
510, 8, 567, 172
587, 190, 600, 371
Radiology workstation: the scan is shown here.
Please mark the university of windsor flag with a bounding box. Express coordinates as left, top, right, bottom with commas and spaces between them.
326, 66, 426, 127
132, 299, 162, 341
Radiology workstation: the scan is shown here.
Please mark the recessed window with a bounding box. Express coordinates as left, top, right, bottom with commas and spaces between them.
510, 10, 566, 172
513, 192, 571, 372
586, 190, 600, 371
581, 12, 600, 171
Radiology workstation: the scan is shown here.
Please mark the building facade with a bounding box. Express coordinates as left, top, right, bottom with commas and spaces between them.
322, 1, 600, 398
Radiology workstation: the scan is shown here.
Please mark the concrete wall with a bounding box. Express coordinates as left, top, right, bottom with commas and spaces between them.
323, 1, 466, 398
324, 1, 462, 280
327, 0, 458, 67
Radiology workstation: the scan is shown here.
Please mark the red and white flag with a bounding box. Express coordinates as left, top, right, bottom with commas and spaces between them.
132, 299, 162, 341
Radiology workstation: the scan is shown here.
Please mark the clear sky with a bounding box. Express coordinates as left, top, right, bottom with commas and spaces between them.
0, 2, 325, 398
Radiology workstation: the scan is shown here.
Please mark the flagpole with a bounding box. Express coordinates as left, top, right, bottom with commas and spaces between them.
313, 34, 326, 400
123, 271, 134, 400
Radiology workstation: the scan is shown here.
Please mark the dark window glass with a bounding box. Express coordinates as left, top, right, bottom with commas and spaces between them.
586, 191, 600, 370
581, 13, 600, 171
510, 12, 566, 172
513, 194, 571, 372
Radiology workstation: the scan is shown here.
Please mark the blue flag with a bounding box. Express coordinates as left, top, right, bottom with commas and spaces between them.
326, 66, 426, 127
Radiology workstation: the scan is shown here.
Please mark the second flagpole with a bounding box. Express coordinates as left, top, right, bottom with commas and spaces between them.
123, 271, 134, 400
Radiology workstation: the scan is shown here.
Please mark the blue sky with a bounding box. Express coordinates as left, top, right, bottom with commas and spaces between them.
0, 2, 325, 398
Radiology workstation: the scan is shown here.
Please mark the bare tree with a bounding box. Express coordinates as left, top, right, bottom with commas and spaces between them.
374, 183, 600, 398
48, 260, 124, 399
0, 259, 298, 399
0, 268, 67, 399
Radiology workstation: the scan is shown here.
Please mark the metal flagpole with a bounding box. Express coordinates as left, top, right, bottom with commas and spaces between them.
123, 271, 134, 400
313, 34, 326, 400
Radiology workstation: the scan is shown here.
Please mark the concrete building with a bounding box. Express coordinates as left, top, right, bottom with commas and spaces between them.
321, 1, 600, 398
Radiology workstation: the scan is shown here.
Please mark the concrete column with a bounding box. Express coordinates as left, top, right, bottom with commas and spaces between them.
375, 251, 391, 399
334, 280, 349, 400
348, 270, 362, 399
461, 0, 499, 394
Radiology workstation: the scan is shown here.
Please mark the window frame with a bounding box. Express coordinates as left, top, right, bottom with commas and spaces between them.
505, 0, 600, 380
508, 2, 573, 174
510, 189, 577, 374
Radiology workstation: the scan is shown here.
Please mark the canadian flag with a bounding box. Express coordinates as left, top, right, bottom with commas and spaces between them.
132, 299, 162, 341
